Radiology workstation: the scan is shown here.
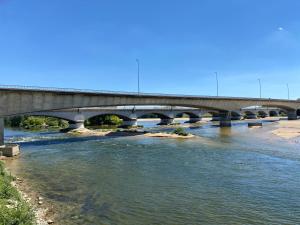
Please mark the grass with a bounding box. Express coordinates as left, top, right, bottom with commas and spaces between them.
0, 161, 36, 225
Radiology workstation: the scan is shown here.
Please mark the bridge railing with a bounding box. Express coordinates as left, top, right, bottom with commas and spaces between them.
0, 84, 297, 102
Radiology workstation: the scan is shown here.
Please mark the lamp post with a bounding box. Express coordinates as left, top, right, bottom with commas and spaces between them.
136, 59, 140, 95
258, 78, 261, 98
215, 72, 219, 97
286, 83, 290, 100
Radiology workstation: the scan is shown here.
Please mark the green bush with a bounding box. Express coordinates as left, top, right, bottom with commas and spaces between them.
85, 115, 122, 127
20, 116, 45, 129
0, 162, 35, 224
172, 127, 188, 136
5, 116, 69, 130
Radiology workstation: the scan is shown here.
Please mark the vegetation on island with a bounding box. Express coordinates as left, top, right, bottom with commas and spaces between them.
172, 127, 189, 136
84, 115, 123, 128
5, 116, 69, 130
0, 161, 35, 224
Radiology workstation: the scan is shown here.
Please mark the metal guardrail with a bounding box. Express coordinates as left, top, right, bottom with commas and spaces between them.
0, 84, 215, 97
0, 84, 297, 102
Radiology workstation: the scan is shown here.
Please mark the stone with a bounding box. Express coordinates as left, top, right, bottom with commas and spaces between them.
38, 201, 43, 205
47, 219, 54, 224
0, 144, 20, 157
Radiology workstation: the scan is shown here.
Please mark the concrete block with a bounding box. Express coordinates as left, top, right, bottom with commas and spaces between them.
0, 144, 20, 157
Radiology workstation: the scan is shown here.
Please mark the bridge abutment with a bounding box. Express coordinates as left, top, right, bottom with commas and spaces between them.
287, 110, 298, 120
219, 111, 232, 127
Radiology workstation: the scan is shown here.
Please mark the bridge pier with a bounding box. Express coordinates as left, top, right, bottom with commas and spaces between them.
219, 111, 232, 127
68, 121, 85, 129
122, 119, 138, 127
287, 110, 298, 120
186, 117, 202, 123
158, 118, 174, 125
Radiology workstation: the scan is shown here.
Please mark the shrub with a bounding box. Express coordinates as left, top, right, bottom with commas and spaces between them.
0, 162, 36, 224
172, 127, 188, 136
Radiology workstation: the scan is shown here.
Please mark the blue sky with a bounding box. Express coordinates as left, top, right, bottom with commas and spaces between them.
0, 0, 300, 99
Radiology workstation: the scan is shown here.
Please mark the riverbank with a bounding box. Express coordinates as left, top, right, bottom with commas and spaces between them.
272, 120, 300, 139
0, 160, 51, 225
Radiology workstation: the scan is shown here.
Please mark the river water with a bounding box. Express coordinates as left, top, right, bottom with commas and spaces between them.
4, 120, 300, 225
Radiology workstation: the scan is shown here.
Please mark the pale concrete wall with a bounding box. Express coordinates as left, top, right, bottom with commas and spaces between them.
0, 89, 299, 117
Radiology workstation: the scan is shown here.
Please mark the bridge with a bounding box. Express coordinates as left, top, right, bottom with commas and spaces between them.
0, 85, 299, 145
28, 106, 282, 129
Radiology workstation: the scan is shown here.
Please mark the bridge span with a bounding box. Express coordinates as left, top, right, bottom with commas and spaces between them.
28, 106, 282, 129
0, 85, 300, 145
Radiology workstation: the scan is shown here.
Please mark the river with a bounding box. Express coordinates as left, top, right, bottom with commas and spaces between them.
4, 119, 300, 225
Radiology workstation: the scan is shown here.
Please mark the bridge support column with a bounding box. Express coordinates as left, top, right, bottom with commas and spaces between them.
68, 121, 85, 129
0, 118, 4, 146
122, 119, 138, 127
219, 111, 232, 127
158, 118, 174, 125
287, 110, 298, 120
187, 117, 202, 123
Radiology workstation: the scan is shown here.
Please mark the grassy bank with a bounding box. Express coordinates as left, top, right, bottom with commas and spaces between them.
0, 161, 36, 225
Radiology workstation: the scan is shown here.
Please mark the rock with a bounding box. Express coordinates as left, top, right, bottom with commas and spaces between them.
38, 201, 43, 205
38, 196, 44, 201
47, 219, 54, 224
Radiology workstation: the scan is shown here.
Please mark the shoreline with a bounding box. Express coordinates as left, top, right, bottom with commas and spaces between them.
271, 120, 300, 139
1, 159, 56, 225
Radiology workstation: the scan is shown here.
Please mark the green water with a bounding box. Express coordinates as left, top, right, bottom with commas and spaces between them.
5, 121, 300, 224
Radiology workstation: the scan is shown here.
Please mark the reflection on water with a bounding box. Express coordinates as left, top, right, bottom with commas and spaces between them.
4, 120, 300, 225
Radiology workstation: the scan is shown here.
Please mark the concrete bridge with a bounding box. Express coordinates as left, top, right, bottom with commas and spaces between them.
27, 106, 282, 129
0, 85, 300, 145
29, 107, 202, 128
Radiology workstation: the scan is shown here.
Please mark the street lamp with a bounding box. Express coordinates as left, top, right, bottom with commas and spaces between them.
136, 59, 140, 95
287, 83, 290, 100
215, 72, 219, 97
258, 78, 261, 98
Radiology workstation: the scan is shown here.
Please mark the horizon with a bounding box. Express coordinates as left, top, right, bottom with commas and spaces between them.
1, 0, 300, 99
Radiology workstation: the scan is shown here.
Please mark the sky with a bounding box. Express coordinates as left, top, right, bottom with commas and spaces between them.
0, 0, 300, 99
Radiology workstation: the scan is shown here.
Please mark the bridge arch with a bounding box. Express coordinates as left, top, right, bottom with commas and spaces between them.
269, 110, 279, 117
84, 113, 134, 127
137, 112, 174, 125
243, 111, 257, 119
231, 111, 242, 120
174, 112, 202, 123
257, 111, 268, 118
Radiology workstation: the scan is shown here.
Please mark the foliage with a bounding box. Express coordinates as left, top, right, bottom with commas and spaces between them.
0, 162, 36, 224
85, 115, 122, 127
5, 116, 68, 130
172, 127, 188, 136
20, 117, 45, 129
4, 116, 24, 127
